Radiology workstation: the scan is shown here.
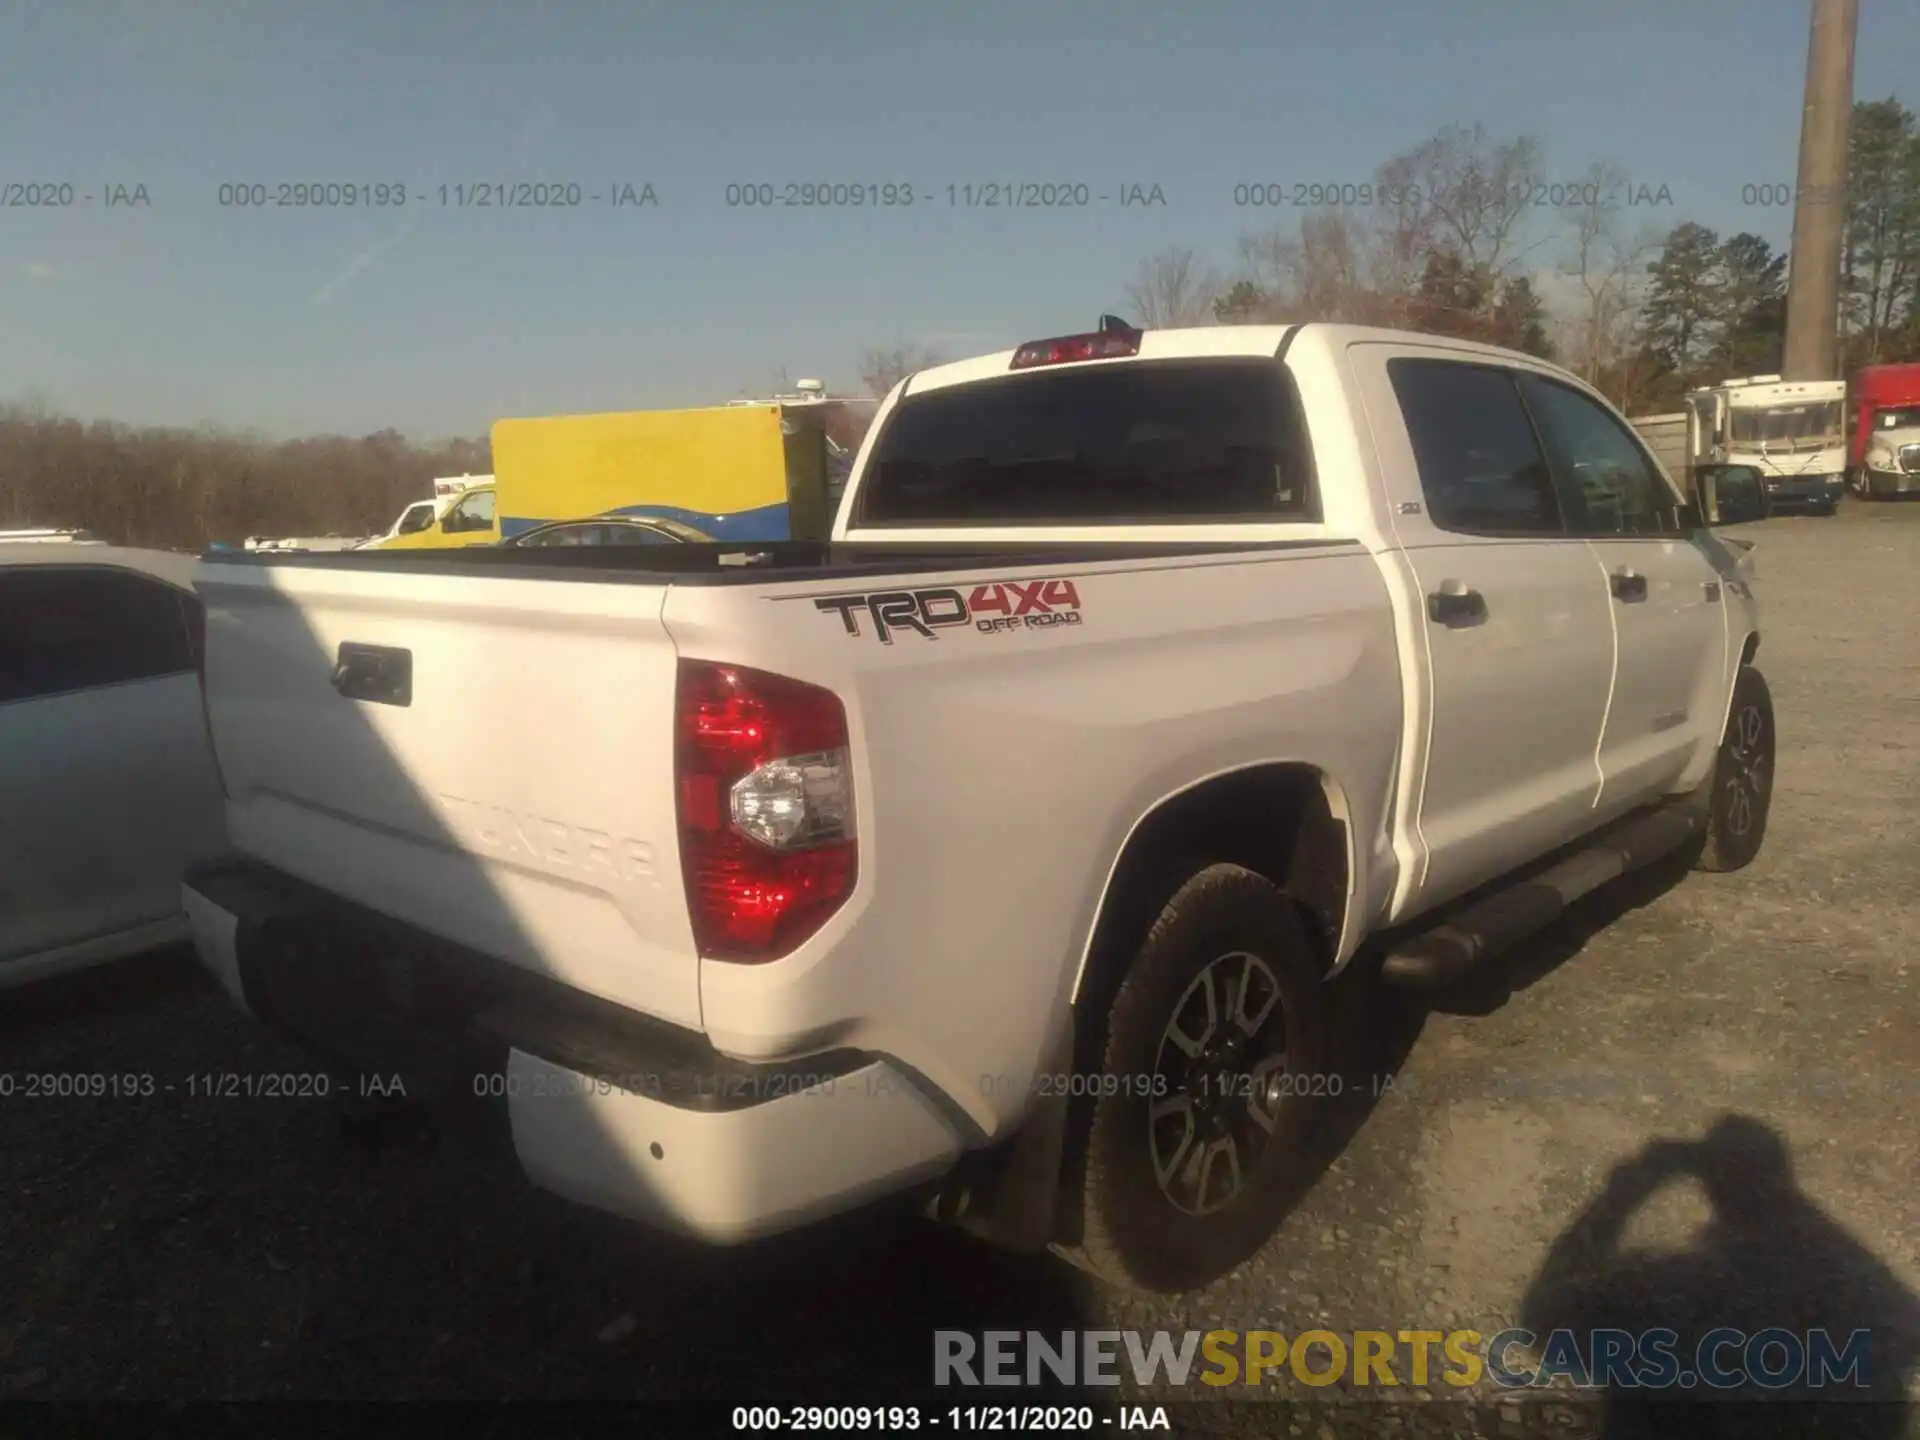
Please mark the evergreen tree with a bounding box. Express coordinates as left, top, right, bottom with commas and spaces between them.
1708, 234, 1786, 378
1212, 279, 1269, 324
1493, 275, 1554, 359
1642, 222, 1722, 375
1411, 252, 1491, 338
1843, 98, 1920, 360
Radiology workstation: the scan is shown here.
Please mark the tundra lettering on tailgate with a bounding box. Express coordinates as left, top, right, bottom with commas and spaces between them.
812, 579, 1084, 645
438, 794, 659, 887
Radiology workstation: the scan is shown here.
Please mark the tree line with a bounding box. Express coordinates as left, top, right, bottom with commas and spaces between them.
862, 99, 1920, 418
0, 404, 489, 550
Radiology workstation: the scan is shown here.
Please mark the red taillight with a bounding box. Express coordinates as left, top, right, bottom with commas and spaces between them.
674, 659, 857, 963
1010, 330, 1142, 370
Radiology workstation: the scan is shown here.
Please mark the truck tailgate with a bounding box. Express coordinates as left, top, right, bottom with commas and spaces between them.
195, 561, 701, 1030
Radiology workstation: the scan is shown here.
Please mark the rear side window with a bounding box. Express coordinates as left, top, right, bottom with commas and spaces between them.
855, 358, 1318, 526
1387, 359, 1564, 536
0, 568, 195, 704
518, 524, 593, 547
602, 525, 679, 545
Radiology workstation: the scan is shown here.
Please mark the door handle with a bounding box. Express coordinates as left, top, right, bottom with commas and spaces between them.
1426, 580, 1487, 627
331, 642, 413, 707
1610, 568, 1648, 602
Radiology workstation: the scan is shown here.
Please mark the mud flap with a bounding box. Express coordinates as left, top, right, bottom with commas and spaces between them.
941, 1009, 1076, 1254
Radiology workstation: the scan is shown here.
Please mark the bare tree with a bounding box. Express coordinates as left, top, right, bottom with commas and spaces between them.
1229, 210, 1390, 324
1215, 126, 1550, 333
1559, 162, 1660, 389
858, 344, 945, 398
1376, 122, 1546, 287
1125, 246, 1222, 327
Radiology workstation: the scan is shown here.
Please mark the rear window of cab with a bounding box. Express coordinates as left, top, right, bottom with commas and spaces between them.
853, 358, 1319, 527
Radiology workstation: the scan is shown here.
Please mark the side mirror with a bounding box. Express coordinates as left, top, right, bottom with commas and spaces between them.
1694, 464, 1771, 526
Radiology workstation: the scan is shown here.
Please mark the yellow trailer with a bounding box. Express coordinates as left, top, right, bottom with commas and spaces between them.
491, 402, 845, 544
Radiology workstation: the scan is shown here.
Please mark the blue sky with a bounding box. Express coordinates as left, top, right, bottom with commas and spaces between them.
4, 0, 1916, 439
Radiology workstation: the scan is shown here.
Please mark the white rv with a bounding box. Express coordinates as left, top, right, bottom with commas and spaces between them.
1684, 375, 1847, 515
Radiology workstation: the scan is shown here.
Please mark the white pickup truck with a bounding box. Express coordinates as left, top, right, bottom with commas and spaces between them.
183, 320, 1775, 1294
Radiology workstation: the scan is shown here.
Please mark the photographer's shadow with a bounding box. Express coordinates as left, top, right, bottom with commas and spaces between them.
1520, 1115, 1920, 1438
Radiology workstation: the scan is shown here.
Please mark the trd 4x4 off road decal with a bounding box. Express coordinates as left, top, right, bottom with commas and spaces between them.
813, 578, 1084, 645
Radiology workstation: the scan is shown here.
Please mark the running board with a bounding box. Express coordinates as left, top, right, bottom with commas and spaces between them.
1380, 803, 1703, 990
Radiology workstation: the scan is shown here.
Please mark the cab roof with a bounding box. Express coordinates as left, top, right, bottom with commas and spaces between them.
0, 544, 201, 590
900, 321, 1606, 400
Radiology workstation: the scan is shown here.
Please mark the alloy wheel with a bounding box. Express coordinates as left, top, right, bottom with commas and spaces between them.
1147, 951, 1293, 1217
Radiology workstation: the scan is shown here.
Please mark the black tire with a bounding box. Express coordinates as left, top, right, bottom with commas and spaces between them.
1071, 863, 1326, 1293
334, 1090, 440, 1159
1693, 665, 1775, 873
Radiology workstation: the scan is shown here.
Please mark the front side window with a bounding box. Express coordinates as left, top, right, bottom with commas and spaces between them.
445, 490, 496, 532
1519, 374, 1676, 536
1386, 359, 1563, 536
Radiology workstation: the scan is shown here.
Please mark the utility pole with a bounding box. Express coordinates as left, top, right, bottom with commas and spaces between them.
1781, 0, 1858, 380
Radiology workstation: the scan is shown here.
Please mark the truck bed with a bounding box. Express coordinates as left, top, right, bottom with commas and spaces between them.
199, 535, 1352, 586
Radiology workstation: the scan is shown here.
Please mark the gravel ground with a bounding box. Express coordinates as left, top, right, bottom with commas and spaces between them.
5, 502, 1920, 1434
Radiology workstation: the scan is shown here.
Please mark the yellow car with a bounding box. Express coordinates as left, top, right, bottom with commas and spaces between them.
376, 484, 497, 550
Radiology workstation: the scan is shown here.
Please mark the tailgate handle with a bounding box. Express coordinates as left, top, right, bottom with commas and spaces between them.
331, 643, 412, 707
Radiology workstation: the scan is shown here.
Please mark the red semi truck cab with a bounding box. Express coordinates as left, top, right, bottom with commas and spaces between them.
1849, 364, 1920, 497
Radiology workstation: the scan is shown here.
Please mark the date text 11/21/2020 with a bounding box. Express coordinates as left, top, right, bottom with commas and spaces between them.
0, 1071, 388, 1100
973, 1071, 1383, 1102
723, 183, 1167, 209
729, 1405, 1170, 1433
213, 182, 660, 209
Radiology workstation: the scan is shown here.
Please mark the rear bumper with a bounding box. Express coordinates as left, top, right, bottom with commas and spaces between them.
181, 856, 964, 1243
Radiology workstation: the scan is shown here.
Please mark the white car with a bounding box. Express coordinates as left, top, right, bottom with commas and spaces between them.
0, 546, 227, 987
0, 527, 107, 545
182, 320, 1773, 1293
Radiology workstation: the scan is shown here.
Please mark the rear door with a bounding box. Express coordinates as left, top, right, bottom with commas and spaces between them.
194, 557, 701, 1027
0, 565, 225, 964
1518, 373, 1727, 811
1353, 347, 1617, 911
